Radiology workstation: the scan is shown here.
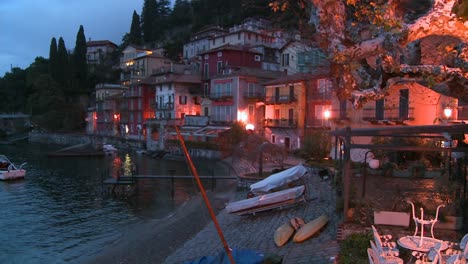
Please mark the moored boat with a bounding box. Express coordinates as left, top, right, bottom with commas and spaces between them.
0, 154, 26, 180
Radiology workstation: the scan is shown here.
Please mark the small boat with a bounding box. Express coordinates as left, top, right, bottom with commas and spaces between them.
0, 155, 26, 180
226, 185, 306, 215
103, 144, 118, 155
250, 164, 309, 195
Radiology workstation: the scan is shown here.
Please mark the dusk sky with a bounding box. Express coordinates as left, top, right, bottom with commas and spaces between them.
0, 0, 153, 77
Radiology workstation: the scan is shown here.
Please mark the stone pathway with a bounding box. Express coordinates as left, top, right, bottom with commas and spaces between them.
163, 158, 341, 264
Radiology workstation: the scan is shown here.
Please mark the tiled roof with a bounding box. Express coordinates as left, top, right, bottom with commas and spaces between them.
86, 40, 117, 47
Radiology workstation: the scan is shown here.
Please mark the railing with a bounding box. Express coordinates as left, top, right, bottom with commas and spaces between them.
243, 91, 265, 100
155, 103, 174, 110
265, 95, 296, 104
124, 91, 142, 98
209, 92, 233, 101
362, 107, 415, 121
264, 118, 297, 127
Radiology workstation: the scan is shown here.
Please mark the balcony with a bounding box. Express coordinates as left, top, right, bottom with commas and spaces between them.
243, 91, 265, 101
155, 102, 174, 110
124, 91, 142, 98
209, 92, 233, 102
265, 118, 297, 127
362, 107, 415, 124
265, 95, 296, 105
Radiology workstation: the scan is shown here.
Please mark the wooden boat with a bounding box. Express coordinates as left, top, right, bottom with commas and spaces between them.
226, 185, 306, 215
0, 154, 26, 180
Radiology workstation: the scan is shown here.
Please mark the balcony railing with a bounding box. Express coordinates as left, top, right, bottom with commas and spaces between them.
243, 91, 265, 101
155, 102, 174, 110
265, 95, 296, 104
124, 91, 142, 98
264, 118, 297, 127
362, 107, 415, 122
209, 92, 233, 101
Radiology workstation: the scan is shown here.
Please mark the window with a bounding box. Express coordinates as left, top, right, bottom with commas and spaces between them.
271, 135, 276, 144
179, 95, 187, 105
204, 63, 209, 79
289, 85, 294, 100
203, 83, 209, 97
225, 82, 231, 96
217, 61, 223, 74
213, 105, 232, 122
247, 82, 255, 96
376, 99, 384, 120
217, 51, 222, 57
399, 89, 409, 120
238, 32, 241, 40
204, 106, 209, 116
281, 53, 289, 66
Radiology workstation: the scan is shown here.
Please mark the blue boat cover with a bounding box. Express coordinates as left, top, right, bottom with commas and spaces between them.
184, 248, 264, 264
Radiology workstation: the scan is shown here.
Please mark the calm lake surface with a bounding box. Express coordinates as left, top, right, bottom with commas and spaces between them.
0, 141, 230, 264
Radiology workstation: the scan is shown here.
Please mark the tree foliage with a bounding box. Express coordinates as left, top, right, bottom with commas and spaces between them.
71, 25, 88, 94
128, 10, 142, 45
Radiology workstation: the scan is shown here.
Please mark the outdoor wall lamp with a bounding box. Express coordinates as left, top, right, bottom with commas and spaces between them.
443, 107, 453, 119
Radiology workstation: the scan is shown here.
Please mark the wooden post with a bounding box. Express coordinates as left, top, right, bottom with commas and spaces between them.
343, 127, 351, 221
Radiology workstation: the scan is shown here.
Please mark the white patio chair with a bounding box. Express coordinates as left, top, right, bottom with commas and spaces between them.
414, 242, 444, 264
370, 240, 404, 264
368, 248, 380, 264
371, 225, 400, 257
446, 236, 468, 264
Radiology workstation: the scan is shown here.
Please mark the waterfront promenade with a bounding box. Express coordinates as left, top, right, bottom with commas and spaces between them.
163, 157, 341, 264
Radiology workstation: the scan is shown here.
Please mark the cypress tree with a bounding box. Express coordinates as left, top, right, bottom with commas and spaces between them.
72, 25, 88, 93
49, 37, 58, 81
129, 10, 142, 45
56, 37, 69, 87
141, 0, 158, 43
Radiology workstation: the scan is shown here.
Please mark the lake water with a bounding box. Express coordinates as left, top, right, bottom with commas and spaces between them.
0, 141, 231, 264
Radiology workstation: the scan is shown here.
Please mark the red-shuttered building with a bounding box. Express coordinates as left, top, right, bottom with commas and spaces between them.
119, 82, 155, 140
200, 44, 263, 98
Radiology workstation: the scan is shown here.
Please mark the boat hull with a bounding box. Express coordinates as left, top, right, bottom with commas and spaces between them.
0, 169, 26, 180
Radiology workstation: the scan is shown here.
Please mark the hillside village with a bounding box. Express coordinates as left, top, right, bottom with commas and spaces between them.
86, 16, 467, 155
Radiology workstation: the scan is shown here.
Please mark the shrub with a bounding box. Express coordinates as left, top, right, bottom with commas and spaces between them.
338, 232, 372, 264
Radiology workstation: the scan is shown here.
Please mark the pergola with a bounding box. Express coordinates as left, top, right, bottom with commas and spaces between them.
329, 123, 468, 219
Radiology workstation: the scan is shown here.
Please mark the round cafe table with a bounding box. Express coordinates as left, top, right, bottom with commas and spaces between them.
397, 235, 449, 252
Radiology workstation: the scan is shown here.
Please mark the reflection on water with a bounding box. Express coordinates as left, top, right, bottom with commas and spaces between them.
0, 141, 231, 264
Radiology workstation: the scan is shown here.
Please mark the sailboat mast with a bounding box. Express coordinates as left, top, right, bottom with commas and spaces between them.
175, 126, 236, 264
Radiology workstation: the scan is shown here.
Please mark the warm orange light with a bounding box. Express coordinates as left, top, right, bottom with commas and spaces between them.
114, 114, 120, 120
245, 124, 254, 130
323, 109, 331, 119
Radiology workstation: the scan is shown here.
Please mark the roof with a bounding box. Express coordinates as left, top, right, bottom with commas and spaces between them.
86, 40, 117, 47
200, 44, 261, 55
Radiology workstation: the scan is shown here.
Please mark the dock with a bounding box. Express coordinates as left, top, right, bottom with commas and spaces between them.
102, 174, 237, 185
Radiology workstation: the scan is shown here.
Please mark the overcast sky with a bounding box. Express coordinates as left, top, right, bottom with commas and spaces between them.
0, 0, 150, 77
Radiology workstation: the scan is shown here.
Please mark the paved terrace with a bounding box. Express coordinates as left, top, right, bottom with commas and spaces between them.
163, 157, 341, 264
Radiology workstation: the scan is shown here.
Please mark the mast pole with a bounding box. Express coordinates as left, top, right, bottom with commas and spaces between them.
175, 126, 235, 264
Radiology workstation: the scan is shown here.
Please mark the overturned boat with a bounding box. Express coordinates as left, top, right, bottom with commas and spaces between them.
250, 164, 309, 195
